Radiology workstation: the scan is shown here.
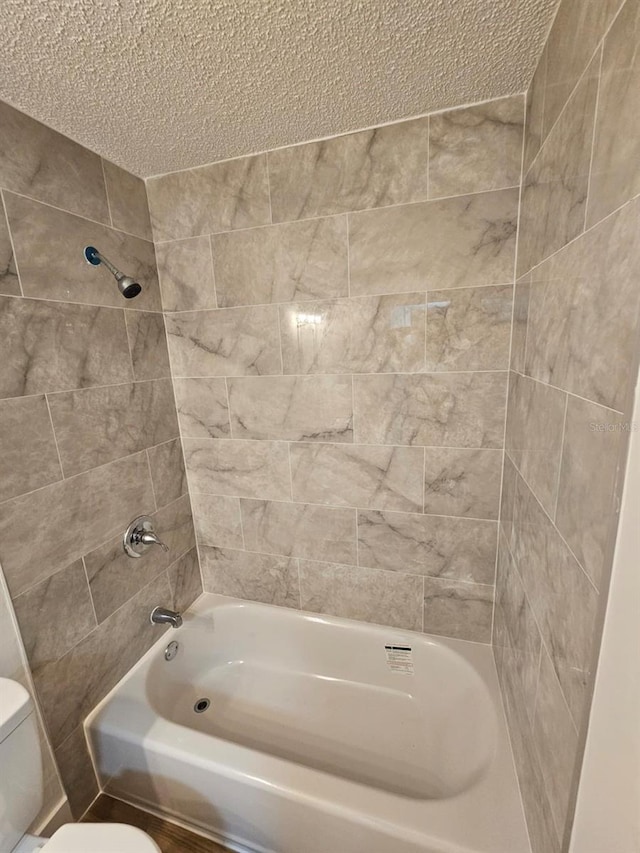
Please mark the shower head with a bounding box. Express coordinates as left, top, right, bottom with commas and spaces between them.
84, 246, 142, 299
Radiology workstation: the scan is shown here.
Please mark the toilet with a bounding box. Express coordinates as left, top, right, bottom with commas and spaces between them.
0, 678, 160, 852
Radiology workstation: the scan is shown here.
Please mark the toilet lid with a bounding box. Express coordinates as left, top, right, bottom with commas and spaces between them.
42, 823, 161, 852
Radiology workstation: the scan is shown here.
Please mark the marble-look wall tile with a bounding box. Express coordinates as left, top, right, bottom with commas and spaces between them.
168, 547, 203, 613
0, 395, 62, 502
510, 275, 531, 373
125, 311, 171, 380
147, 438, 188, 508
348, 188, 518, 297
268, 118, 430, 222
228, 375, 353, 442
12, 561, 96, 673
54, 726, 99, 818
299, 560, 423, 631
184, 438, 291, 501
201, 546, 299, 608
279, 294, 426, 375
165, 304, 281, 377
499, 453, 518, 551
587, 0, 640, 226
174, 377, 231, 438
423, 577, 494, 642
423, 447, 503, 519
354, 372, 507, 448
191, 494, 244, 549
0, 204, 20, 296
102, 159, 152, 240
424, 285, 513, 372
241, 499, 357, 565
290, 443, 423, 512
0, 101, 109, 223
525, 197, 640, 412
213, 216, 348, 307
155, 236, 217, 312
357, 510, 497, 584
0, 296, 132, 399
555, 397, 624, 588
4, 192, 161, 311
48, 379, 178, 476
428, 96, 524, 198
0, 451, 155, 596
518, 55, 599, 275
506, 372, 566, 517
147, 155, 271, 241
523, 45, 547, 173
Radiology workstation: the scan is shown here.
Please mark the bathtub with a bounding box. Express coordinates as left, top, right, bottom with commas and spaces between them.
86, 594, 530, 853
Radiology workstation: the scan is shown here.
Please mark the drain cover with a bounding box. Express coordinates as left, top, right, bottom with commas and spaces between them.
194, 698, 210, 713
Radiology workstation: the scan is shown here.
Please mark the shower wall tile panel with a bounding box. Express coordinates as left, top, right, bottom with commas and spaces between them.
102, 159, 153, 241
0, 206, 20, 296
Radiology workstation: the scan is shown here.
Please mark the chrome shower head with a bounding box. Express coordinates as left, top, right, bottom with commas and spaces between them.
84, 246, 142, 299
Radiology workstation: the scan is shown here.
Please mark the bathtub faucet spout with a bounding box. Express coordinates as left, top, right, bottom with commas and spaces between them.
150, 606, 183, 629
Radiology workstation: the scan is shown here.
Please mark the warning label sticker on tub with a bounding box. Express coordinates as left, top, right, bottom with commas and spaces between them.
385, 645, 414, 675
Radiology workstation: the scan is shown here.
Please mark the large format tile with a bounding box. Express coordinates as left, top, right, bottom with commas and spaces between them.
423, 577, 494, 642
428, 96, 524, 198
213, 216, 348, 307
168, 548, 203, 613
125, 311, 171, 380
357, 510, 497, 584
0, 451, 155, 596
102, 159, 152, 240
147, 155, 270, 241
48, 379, 178, 476
0, 296, 132, 398
147, 438, 188, 508
423, 447, 503, 519
279, 293, 426, 375
191, 494, 244, 549
353, 372, 507, 448
290, 443, 423, 512
228, 375, 353, 442
241, 499, 357, 564
510, 274, 531, 372
268, 118, 430, 221
4, 192, 161, 311
184, 438, 291, 501
0, 205, 20, 296
155, 236, 217, 312
174, 377, 231, 438
299, 560, 423, 631
55, 726, 99, 818
0, 395, 62, 502
200, 546, 299, 608
165, 304, 281, 377
349, 188, 518, 297
523, 44, 547, 173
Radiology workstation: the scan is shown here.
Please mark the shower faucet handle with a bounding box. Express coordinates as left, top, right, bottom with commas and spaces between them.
139, 530, 170, 552
124, 515, 169, 558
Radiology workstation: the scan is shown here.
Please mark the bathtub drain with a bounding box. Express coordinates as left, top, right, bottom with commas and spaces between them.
194, 698, 210, 713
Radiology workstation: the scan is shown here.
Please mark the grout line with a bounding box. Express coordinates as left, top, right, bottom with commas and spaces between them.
507, 368, 625, 416
81, 556, 100, 628
43, 393, 66, 480
145, 448, 159, 512
1, 189, 25, 297
552, 394, 570, 522
275, 305, 285, 376
583, 44, 605, 230
0, 289, 164, 313
285, 442, 295, 502
265, 151, 274, 225
208, 234, 219, 309
345, 213, 351, 298
100, 159, 114, 228
296, 557, 303, 609
223, 376, 233, 437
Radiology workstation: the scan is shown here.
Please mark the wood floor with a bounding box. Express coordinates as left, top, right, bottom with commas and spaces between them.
83, 795, 229, 853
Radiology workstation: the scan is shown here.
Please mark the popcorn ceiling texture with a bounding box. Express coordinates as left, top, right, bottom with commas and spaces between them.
0, 0, 558, 177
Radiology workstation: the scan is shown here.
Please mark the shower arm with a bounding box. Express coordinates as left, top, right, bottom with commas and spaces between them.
85, 247, 122, 280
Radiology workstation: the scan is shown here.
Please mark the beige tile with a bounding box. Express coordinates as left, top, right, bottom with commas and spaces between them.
48, 379, 178, 476
424, 447, 503, 519
425, 285, 513, 372
0, 395, 63, 502
353, 372, 507, 448
268, 118, 430, 222
349, 188, 518, 297
147, 155, 270, 241
174, 377, 230, 438
358, 509, 497, 584
423, 577, 493, 642
191, 494, 244, 549
228, 375, 353, 442
241, 499, 357, 564
125, 311, 170, 380
0, 204, 20, 296
4, 192, 161, 311
429, 96, 524, 198
213, 216, 348, 307
184, 438, 291, 501
499, 452, 518, 551
155, 236, 217, 312
299, 560, 423, 631
102, 159, 152, 240
523, 45, 547, 173
147, 438, 188, 508
165, 304, 281, 377
200, 546, 299, 608
0, 101, 109, 223
0, 296, 132, 399
279, 293, 426, 375
168, 547, 202, 613
587, 0, 640, 226
54, 726, 99, 818
510, 274, 531, 373
290, 443, 423, 512
0, 451, 154, 596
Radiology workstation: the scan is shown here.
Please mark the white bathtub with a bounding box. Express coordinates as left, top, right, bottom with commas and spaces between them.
86, 594, 530, 853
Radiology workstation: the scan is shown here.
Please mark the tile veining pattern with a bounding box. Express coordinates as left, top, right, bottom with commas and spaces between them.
0, 101, 201, 817
148, 95, 524, 645
496, 1, 640, 851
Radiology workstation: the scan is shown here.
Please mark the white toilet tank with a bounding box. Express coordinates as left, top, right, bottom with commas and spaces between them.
0, 679, 44, 852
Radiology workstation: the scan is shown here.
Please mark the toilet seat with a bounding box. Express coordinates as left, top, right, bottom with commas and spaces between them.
40, 823, 161, 852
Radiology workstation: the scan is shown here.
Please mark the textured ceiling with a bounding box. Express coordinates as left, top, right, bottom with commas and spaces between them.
0, 0, 558, 177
